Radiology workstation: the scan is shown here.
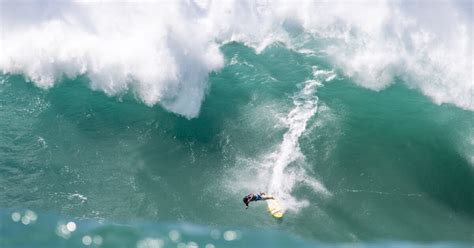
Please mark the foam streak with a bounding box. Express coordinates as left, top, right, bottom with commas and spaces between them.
258, 67, 334, 211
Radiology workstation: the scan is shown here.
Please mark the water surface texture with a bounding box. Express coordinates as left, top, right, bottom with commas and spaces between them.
1, 1, 473, 247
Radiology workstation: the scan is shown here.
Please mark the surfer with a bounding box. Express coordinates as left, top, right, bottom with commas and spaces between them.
243, 192, 274, 209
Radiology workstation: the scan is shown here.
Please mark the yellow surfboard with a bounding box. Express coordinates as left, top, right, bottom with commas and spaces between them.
266, 197, 285, 218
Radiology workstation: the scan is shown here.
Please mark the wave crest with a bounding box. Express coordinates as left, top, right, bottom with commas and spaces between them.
1, 0, 472, 117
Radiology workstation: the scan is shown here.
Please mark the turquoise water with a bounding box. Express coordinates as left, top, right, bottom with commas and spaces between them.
1, 42, 473, 247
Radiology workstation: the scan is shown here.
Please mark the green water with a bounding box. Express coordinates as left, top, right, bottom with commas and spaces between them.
1, 43, 473, 247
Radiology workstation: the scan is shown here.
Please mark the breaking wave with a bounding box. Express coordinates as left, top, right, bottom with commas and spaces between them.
0, 0, 472, 118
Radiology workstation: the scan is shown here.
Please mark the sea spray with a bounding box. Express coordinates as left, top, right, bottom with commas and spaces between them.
231, 66, 335, 212
1, 0, 471, 117
265, 67, 334, 211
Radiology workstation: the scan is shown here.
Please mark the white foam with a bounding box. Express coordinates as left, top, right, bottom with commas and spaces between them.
0, 0, 472, 117
228, 67, 334, 212
0, 1, 224, 118
262, 67, 334, 211
306, 0, 474, 111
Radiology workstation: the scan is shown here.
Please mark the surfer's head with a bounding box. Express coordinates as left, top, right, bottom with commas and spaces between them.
243, 196, 250, 205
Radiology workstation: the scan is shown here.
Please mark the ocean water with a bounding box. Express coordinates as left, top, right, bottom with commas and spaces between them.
1, 1, 473, 248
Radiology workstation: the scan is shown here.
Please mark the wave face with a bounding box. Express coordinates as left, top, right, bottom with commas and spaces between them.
226, 66, 334, 212
1, 1, 473, 247
1, 0, 472, 117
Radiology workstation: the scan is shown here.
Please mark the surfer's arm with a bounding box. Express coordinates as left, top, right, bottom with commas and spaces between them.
259, 192, 274, 200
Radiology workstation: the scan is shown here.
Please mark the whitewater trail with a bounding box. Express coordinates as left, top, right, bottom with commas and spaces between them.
255, 66, 335, 212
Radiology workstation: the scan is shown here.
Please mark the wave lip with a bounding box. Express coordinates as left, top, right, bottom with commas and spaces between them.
0, 1, 224, 118
1, 0, 472, 117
